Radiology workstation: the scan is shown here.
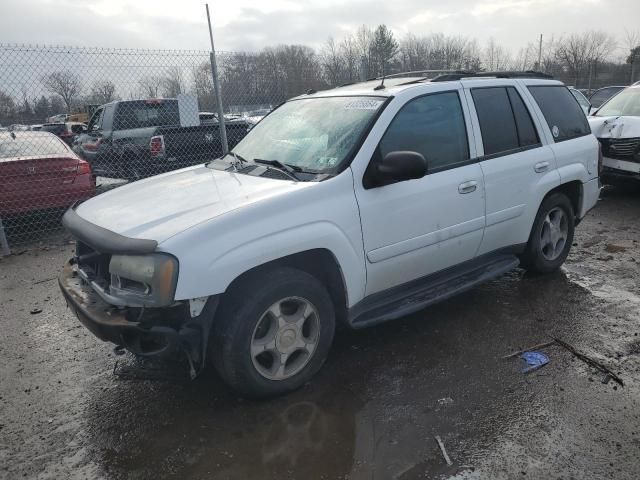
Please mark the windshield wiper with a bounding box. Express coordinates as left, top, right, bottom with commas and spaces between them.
253, 159, 301, 180
225, 151, 249, 171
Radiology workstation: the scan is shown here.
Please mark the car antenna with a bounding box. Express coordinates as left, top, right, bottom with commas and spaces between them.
374, 64, 386, 91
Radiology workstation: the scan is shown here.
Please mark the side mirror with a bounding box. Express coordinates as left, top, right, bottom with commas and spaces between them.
376, 151, 428, 184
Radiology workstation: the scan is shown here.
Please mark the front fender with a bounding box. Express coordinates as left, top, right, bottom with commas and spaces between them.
162, 170, 366, 306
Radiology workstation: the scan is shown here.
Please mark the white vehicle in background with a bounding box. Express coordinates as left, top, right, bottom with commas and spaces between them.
569, 87, 591, 116
589, 85, 640, 181
589, 86, 627, 110
59, 71, 600, 397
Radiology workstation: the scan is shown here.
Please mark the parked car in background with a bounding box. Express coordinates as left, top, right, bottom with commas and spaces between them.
29, 124, 43, 131
73, 99, 250, 181
59, 72, 599, 397
0, 131, 94, 216
47, 114, 69, 123
589, 86, 626, 109
243, 108, 272, 127
41, 122, 87, 146
569, 87, 591, 115
589, 84, 640, 181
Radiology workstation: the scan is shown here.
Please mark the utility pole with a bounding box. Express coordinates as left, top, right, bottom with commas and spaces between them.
537, 34, 543, 72
205, 3, 228, 155
359, 55, 368, 82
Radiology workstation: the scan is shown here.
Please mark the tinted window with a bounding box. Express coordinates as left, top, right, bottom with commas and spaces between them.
0, 133, 69, 158
379, 92, 469, 170
528, 86, 590, 142
507, 87, 539, 147
472, 87, 519, 155
114, 100, 179, 130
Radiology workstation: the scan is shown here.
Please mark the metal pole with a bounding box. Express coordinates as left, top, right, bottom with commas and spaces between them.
205, 4, 228, 156
537, 34, 543, 71
0, 218, 10, 257
359, 55, 367, 82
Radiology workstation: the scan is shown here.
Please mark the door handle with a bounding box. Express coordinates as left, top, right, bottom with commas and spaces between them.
458, 180, 477, 194
534, 161, 550, 173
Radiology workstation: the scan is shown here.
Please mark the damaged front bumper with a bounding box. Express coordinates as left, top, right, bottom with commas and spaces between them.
59, 261, 218, 374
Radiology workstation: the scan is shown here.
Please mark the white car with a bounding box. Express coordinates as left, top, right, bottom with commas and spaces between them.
569, 87, 591, 115
59, 72, 600, 397
588, 85, 640, 181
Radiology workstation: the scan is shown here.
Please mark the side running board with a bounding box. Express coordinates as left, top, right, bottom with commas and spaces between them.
348, 254, 520, 329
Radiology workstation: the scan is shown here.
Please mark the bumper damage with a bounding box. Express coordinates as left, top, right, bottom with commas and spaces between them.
59, 261, 218, 377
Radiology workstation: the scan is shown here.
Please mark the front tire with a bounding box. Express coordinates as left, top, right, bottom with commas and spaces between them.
521, 192, 575, 273
211, 267, 335, 398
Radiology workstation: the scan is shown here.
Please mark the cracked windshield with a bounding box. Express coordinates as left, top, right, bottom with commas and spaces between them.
230, 96, 385, 173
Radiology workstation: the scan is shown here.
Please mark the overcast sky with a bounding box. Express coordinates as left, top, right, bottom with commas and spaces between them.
1, 0, 638, 55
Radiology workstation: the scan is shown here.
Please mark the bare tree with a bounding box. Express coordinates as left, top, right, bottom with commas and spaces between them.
356, 25, 374, 77
90, 80, 117, 105
321, 37, 345, 86
554, 31, 616, 87
340, 35, 359, 82
138, 75, 163, 98
162, 67, 185, 98
41, 70, 82, 113
624, 29, 640, 83
483, 38, 512, 71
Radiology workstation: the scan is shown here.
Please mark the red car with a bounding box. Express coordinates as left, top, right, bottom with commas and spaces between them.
0, 131, 95, 216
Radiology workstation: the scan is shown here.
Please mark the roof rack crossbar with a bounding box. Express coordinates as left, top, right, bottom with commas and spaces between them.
378, 69, 474, 80
431, 70, 553, 82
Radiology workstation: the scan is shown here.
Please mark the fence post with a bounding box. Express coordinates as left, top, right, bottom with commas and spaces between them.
0, 218, 10, 257
205, 4, 228, 156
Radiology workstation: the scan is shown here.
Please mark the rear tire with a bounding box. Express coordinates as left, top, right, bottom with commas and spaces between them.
521, 192, 575, 273
210, 267, 335, 398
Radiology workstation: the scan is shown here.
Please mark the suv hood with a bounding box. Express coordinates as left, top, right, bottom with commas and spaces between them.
75, 165, 308, 243
589, 115, 640, 139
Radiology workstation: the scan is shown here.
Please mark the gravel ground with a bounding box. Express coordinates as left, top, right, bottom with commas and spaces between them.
1, 184, 639, 479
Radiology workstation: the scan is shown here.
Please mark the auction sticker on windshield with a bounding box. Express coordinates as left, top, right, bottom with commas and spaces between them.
343, 98, 385, 110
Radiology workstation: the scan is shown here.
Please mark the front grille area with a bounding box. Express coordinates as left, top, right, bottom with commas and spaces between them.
598, 137, 640, 162
75, 241, 112, 289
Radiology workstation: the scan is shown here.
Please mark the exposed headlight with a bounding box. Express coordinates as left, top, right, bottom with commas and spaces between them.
109, 253, 178, 307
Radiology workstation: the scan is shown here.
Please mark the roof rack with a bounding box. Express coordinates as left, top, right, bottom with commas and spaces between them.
379, 69, 474, 80
431, 70, 553, 82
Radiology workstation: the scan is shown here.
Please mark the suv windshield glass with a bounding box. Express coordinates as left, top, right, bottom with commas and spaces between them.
229, 96, 386, 173
595, 88, 640, 117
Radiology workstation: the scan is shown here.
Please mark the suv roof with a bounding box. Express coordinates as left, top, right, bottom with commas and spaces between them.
298, 71, 559, 99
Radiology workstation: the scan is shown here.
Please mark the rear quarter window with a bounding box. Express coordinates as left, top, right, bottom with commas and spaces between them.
528, 86, 590, 142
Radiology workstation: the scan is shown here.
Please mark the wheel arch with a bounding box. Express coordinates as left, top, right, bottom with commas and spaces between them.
544, 180, 582, 220
223, 249, 349, 325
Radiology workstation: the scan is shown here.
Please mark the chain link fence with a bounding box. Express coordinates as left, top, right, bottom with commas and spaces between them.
0, 44, 326, 253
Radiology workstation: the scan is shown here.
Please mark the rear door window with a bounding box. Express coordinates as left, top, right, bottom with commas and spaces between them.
471, 87, 519, 156
506, 87, 540, 147
528, 86, 590, 142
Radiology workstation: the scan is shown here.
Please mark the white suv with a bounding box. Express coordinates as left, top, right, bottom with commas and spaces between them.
59, 72, 600, 397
